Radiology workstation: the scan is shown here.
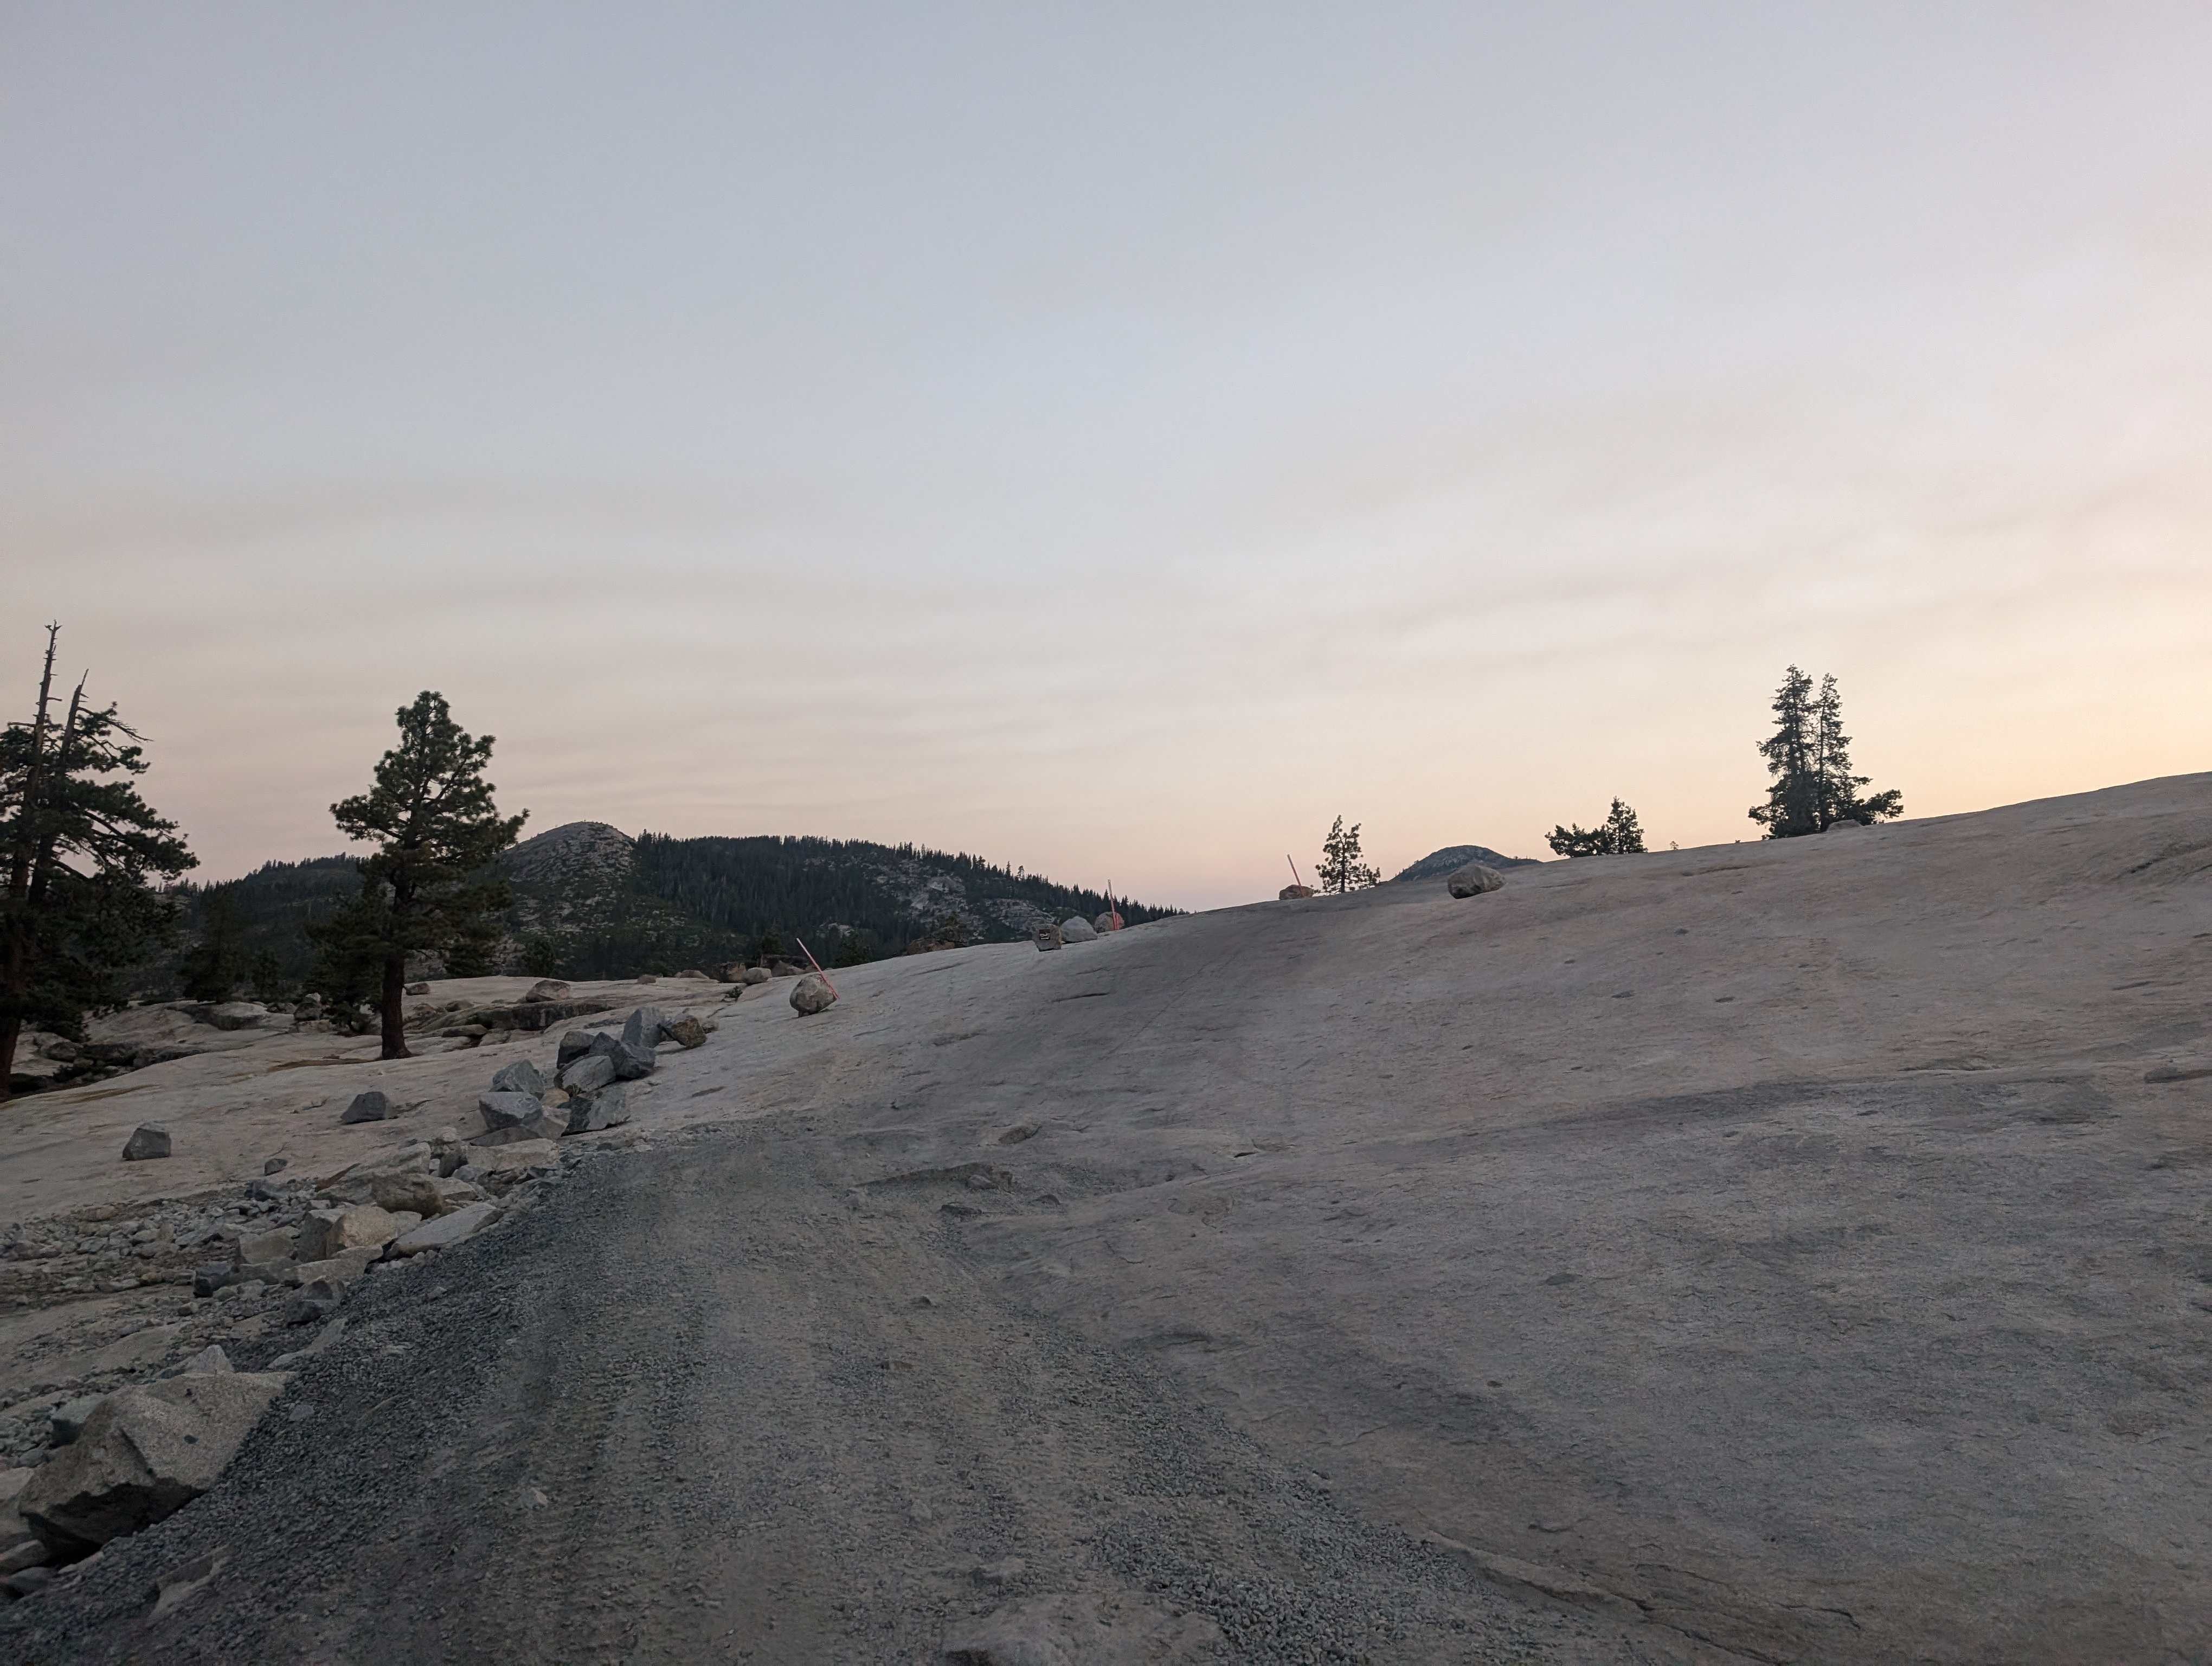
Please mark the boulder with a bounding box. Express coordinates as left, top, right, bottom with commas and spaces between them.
262, 1156, 288, 1176
488, 1059, 548, 1097
288, 1244, 382, 1290
559, 1051, 618, 1095
232, 1227, 296, 1271
590, 1028, 656, 1081
469, 1111, 565, 1145
121, 1124, 171, 1162
1445, 861, 1505, 898
429, 1174, 488, 1212
1033, 925, 1064, 952
191, 1262, 231, 1299
297, 1205, 398, 1261
390, 1201, 500, 1256
740, 967, 773, 986
405, 981, 429, 995
339, 1090, 394, 1124
663, 1015, 706, 1049
319, 1146, 446, 1216
564, 1082, 632, 1135
282, 1279, 343, 1325
21, 1373, 290, 1554
205, 1002, 266, 1031
621, 1006, 668, 1050
1060, 916, 1099, 943
790, 975, 838, 1016
523, 979, 571, 1002
556, 1029, 595, 1070
478, 1090, 547, 1130
1278, 884, 1315, 900
1092, 911, 1122, 932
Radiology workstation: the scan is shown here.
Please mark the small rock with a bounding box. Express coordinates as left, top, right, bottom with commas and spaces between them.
663, 1015, 706, 1049
966, 1171, 996, 1191
621, 1005, 669, 1052
635, 973, 658, 984
522, 979, 570, 1002
1060, 916, 1098, 943
181, 1345, 233, 1376
121, 1125, 171, 1162
3, 1565, 54, 1599
1278, 884, 1315, 900
479, 1090, 548, 1130
556, 1029, 595, 1070
47, 1396, 104, 1448
191, 1263, 230, 1299
150, 1546, 227, 1618
391, 1202, 500, 1257
405, 982, 429, 995
468, 1112, 566, 1145
740, 967, 773, 986
488, 1059, 548, 1097
339, 1090, 394, 1124
559, 1051, 618, 1095
281, 1279, 343, 1325
563, 1083, 632, 1135
205, 1001, 266, 1031
790, 975, 838, 1016
1445, 861, 1505, 898
1032, 925, 1063, 951
261, 1157, 288, 1176
296, 1206, 398, 1261
232, 1227, 296, 1270
1092, 911, 1122, 932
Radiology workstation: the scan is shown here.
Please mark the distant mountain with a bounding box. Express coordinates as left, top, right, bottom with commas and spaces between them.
1391, 844, 1543, 883
146, 824, 1178, 992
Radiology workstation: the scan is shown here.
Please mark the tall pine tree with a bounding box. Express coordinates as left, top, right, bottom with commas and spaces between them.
1317, 817, 1381, 893
0, 627, 196, 1103
1751, 666, 1901, 837
309, 692, 525, 1058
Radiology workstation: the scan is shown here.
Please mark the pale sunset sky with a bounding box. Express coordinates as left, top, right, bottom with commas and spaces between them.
4, 4, 2208, 907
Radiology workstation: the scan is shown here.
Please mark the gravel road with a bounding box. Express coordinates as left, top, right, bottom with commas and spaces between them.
1, 1120, 1728, 1665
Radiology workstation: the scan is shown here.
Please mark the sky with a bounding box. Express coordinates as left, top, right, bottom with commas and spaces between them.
4, 3, 2209, 909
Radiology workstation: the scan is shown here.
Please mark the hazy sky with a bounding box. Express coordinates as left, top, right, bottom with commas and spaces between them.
5, 4, 2208, 907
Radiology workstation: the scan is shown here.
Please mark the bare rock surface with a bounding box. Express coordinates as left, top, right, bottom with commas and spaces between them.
3, 777, 2212, 1661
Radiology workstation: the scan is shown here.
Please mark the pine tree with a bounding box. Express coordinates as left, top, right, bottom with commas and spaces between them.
1317, 817, 1382, 893
1546, 797, 1647, 857
1751, 666, 1901, 837
308, 692, 525, 1059
0, 627, 196, 1103
177, 883, 251, 1001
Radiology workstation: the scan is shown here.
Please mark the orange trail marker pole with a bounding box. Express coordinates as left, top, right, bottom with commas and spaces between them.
794, 937, 839, 999
1285, 855, 1309, 890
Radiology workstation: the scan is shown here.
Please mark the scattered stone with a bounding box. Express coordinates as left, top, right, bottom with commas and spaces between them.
479, 1090, 549, 1129
319, 1146, 447, 1216
281, 1279, 343, 1325
339, 1091, 394, 1125
1033, 925, 1064, 951
622, 1006, 668, 1050
740, 967, 773, 986
564, 1083, 632, 1135
391, 1202, 500, 1257
522, 979, 571, 1002
663, 1015, 706, 1049
1092, 912, 1121, 932
469, 1111, 565, 1145
556, 1030, 595, 1070
21, 1374, 289, 1554
230, 1227, 297, 1280
1278, 884, 1316, 900
288, 1244, 384, 1290
121, 1125, 171, 1162
558, 1052, 618, 1095
1060, 916, 1099, 943
488, 1059, 548, 1097
245, 1176, 292, 1202
262, 1156, 288, 1176
405, 982, 429, 995
298, 1206, 398, 1261
996, 1123, 1040, 1145
1445, 861, 1506, 898
47, 1396, 104, 1447
150, 1546, 227, 1618
790, 975, 838, 1016
181, 1345, 233, 1376
191, 1263, 230, 1299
